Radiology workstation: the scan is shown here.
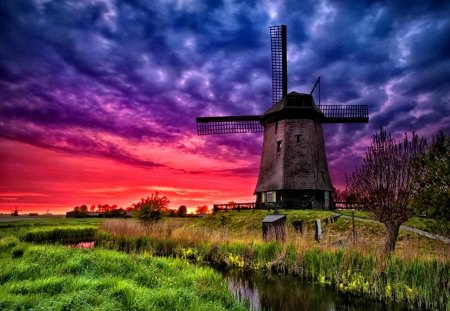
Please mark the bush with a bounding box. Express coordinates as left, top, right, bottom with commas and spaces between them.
133, 193, 169, 224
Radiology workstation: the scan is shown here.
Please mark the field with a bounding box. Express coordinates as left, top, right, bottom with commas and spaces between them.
0, 211, 449, 310
0, 218, 245, 310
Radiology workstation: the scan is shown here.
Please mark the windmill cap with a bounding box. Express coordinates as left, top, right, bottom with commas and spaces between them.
260, 92, 325, 125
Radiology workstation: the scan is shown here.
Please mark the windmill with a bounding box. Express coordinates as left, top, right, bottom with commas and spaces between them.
196, 25, 368, 210
11, 206, 21, 216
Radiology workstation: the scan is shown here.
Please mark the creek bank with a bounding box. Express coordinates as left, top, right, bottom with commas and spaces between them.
17, 225, 448, 310
95, 231, 448, 311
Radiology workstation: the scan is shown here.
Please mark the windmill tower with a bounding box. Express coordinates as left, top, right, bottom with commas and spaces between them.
11, 206, 21, 216
196, 25, 368, 209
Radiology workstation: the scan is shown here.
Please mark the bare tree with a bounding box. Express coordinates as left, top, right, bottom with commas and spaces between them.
347, 128, 427, 254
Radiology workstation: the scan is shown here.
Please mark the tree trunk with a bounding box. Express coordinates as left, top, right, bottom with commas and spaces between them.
385, 223, 400, 254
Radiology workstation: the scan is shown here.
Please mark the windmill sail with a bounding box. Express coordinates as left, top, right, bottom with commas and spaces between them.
196, 115, 263, 135
270, 25, 287, 105
318, 105, 369, 123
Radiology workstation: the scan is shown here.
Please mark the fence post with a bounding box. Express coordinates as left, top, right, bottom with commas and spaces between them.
315, 219, 322, 242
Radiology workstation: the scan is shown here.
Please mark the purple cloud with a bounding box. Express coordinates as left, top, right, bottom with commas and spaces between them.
0, 0, 449, 189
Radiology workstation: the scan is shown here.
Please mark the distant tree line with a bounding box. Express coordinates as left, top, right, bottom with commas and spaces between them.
67, 195, 210, 221
412, 131, 449, 221
133, 194, 210, 224
67, 204, 131, 218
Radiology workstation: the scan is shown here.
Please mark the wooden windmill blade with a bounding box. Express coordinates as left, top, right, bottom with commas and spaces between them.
270, 25, 287, 105
318, 105, 369, 123
196, 25, 288, 136
310, 76, 369, 123
196, 115, 263, 135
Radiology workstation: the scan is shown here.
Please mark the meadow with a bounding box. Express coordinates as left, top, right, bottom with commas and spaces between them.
97, 210, 450, 310
0, 211, 449, 310
0, 219, 245, 310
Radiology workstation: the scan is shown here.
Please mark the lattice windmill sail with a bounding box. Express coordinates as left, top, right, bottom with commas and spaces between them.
196, 25, 368, 209
270, 25, 287, 105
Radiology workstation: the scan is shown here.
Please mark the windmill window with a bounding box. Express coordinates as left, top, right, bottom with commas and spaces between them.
276, 141, 282, 153
275, 121, 278, 133
266, 191, 276, 203
296, 135, 301, 144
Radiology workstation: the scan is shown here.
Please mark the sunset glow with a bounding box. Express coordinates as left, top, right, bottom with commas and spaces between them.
0, 1, 449, 214
0, 139, 258, 213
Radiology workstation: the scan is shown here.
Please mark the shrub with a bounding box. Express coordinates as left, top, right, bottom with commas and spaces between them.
132, 193, 169, 224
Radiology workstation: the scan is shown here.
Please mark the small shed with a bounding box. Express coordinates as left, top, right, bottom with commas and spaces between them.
262, 214, 286, 242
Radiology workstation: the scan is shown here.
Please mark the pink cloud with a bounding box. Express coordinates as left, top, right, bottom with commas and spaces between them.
0, 139, 256, 214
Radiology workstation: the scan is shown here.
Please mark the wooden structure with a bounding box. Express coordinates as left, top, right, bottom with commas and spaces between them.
213, 202, 256, 212
314, 219, 322, 242
196, 25, 369, 210
262, 214, 286, 242
212, 201, 287, 212
335, 201, 365, 209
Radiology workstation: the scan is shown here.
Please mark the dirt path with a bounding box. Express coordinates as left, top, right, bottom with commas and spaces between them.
337, 214, 450, 244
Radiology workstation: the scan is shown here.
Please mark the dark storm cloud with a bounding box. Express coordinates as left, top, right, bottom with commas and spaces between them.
277, 0, 450, 183
0, 0, 274, 166
0, 0, 449, 181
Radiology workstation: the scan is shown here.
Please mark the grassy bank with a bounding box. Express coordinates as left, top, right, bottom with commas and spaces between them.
0, 235, 245, 310
1, 213, 449, 310
96, 213, 450, 310
97, 233, 450, 310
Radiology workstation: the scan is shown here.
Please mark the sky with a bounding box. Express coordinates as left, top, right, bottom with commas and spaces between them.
0, 0, 449, 214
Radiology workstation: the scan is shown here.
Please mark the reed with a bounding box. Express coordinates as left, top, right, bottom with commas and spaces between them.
98, 217, 450, 310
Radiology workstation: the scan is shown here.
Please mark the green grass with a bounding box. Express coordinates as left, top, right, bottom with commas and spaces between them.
336, 210, 450, 238
192, 210, 336, 237
95, 213, 450, 310
0, 235, 245, 311
96, 230, 450, 310
2, 213, 449, 310
335, 209, 373, 220
405, 217, 450, 238
21, 226, 97, 243
0, 217, 101, 228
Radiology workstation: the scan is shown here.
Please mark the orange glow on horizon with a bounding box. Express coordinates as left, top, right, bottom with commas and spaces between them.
0, 139, 257, 214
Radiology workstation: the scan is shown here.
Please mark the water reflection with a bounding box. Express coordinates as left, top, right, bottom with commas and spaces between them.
225, 270, 409, 311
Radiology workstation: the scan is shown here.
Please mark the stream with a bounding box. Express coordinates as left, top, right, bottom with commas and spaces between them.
223, 270, 410, 311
